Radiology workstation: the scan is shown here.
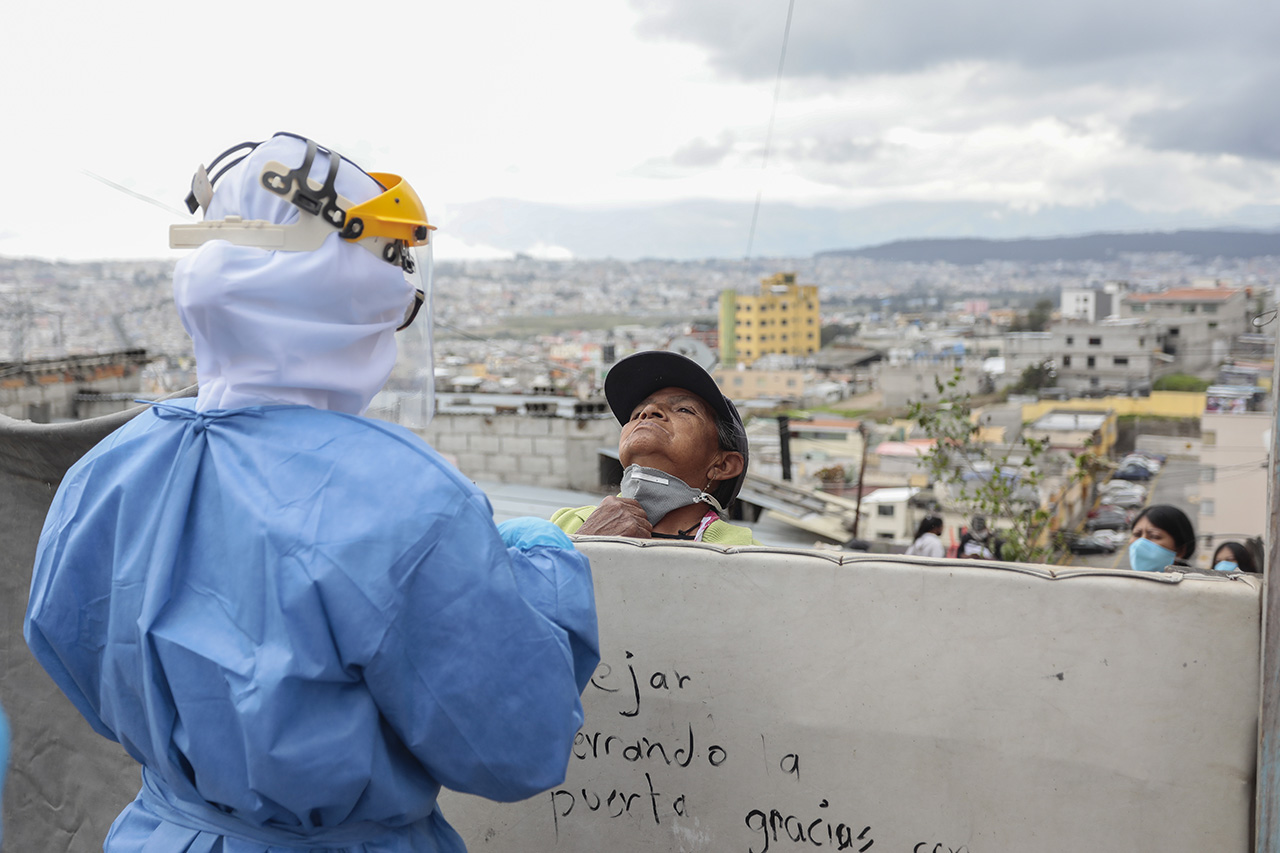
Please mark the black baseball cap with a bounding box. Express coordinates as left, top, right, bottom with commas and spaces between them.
604, 350, 749, 506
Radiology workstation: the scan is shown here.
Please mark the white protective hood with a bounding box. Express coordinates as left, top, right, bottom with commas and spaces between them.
174, 135, 416, 415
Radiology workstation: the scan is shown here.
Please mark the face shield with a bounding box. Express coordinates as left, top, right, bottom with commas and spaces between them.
170, 133, 436, 429
367, 235, 435, 430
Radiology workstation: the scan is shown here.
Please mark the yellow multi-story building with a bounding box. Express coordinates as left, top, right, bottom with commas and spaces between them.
718, 272, 820, 366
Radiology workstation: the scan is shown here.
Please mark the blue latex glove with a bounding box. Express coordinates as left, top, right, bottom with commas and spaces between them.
497, 516, 576, 551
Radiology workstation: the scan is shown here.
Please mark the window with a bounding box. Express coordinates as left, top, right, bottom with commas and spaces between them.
877, 532, 894, 540
1208, 322, 1218, 330
1113, 356, 1128, 366
877, 505, 895, 517
1088, 337, 1102, 346
1182, 305, 1195, 314
1202, 430, 1216, 446
1063, 355, 1072, 367
1131, 303, 1146, 313
1202, 468, 1216, 483
1066, 336, 1074, 345
1200, 499, 1215, 516
1087, 356, 1096, 368
1204, 304, 1218, 314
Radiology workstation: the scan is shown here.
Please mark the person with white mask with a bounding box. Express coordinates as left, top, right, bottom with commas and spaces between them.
25, 133, 599, 853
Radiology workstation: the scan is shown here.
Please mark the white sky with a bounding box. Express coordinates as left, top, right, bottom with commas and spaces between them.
3, 0, 1278, 262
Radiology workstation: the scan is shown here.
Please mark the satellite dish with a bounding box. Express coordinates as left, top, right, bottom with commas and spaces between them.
668, 337, 718, 371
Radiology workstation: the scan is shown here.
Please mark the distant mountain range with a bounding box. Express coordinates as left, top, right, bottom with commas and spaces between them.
440, 198, 1280, 261
819, 230, 1280, 265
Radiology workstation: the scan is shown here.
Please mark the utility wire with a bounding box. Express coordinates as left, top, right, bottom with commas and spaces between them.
745, 0, 796, 260
82, 170, 192, 219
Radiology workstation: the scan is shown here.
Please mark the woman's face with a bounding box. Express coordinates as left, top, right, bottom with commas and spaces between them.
619, 387, 724, 487
1213, 546, 1236, 566
1131, 515, 1180, 556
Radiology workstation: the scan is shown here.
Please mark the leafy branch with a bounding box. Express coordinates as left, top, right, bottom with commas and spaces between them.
908, 368, 1089, 563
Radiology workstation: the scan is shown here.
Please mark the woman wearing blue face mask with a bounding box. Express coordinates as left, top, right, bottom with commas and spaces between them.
1211, 541, 1260, 573
1128, 504, 1196, 572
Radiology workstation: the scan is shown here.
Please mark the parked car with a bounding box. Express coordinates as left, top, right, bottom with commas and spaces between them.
1106, 491, 1147, 509
1118, 455, 1162, 473
1113, 464, 1155, 481
1067, 533, 1120, 554
1099, 480, 1147, 496
1087, 508, 1134, 530
1091, 529, 1127, 549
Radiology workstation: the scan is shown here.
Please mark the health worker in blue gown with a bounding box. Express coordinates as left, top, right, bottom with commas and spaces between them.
25, 133, 600, 853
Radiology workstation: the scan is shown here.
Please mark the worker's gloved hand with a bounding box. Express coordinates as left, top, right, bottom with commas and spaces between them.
497, 517, 576, 551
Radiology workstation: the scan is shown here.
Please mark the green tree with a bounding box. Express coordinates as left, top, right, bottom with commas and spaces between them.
1152, 373, 1210, 392
1011, 359, 1057, 394
909, 369, 1090, 563
1010, 298, 1054, 332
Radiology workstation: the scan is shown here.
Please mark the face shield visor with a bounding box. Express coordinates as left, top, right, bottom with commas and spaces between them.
170, 134, 437, 429
367, 235, 435, 430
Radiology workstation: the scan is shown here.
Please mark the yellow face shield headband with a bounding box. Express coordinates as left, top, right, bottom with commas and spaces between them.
169, 135, 434, 331
170, 135, 434, 267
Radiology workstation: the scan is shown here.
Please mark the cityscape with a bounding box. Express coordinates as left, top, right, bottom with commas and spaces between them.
2, 242, 1277, 570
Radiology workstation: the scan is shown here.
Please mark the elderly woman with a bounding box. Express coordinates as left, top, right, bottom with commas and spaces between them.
552, 351, 757, 544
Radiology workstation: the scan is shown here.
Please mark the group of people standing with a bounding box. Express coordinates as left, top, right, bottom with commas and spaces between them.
904, 503, 1261, 573
906, 515, 997, 560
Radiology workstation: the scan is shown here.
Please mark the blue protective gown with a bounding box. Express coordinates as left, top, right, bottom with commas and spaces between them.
25, 399, 600, 852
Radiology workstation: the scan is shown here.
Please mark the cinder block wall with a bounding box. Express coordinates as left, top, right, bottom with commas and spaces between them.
417, 414, 620, 492
0, 375, 143, 422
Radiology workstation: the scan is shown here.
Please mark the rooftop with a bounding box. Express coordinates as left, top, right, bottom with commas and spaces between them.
1126, 287, 1242, 303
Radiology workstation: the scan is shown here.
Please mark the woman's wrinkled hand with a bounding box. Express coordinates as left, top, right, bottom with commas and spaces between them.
577, 496, 653, 538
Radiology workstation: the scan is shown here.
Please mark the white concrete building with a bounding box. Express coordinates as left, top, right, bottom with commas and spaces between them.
1050, 319, 1165, 396
856, 486, 921, 542
1198, 406, 1269, 570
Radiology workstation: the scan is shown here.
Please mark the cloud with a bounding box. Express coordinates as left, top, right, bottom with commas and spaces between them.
632, 0, 1277, 80
670, 134, 737, 168
631, 0, 1280, 164
783, 136, 886, 165
1128, 64, 1280, 161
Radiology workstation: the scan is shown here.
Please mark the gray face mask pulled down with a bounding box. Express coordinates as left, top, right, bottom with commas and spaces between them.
619, 465, 724, 526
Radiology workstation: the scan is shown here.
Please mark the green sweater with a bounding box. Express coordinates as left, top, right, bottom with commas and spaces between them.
550, 505, 759, 546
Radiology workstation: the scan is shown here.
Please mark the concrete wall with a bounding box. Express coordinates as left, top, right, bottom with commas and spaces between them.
0, 408, 1263, 853
876, 357, 984, 409
0, 374, 144, 422
441, 540, 1261, 853
1021, 391, 1206, 423
416, 413, 621, 492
